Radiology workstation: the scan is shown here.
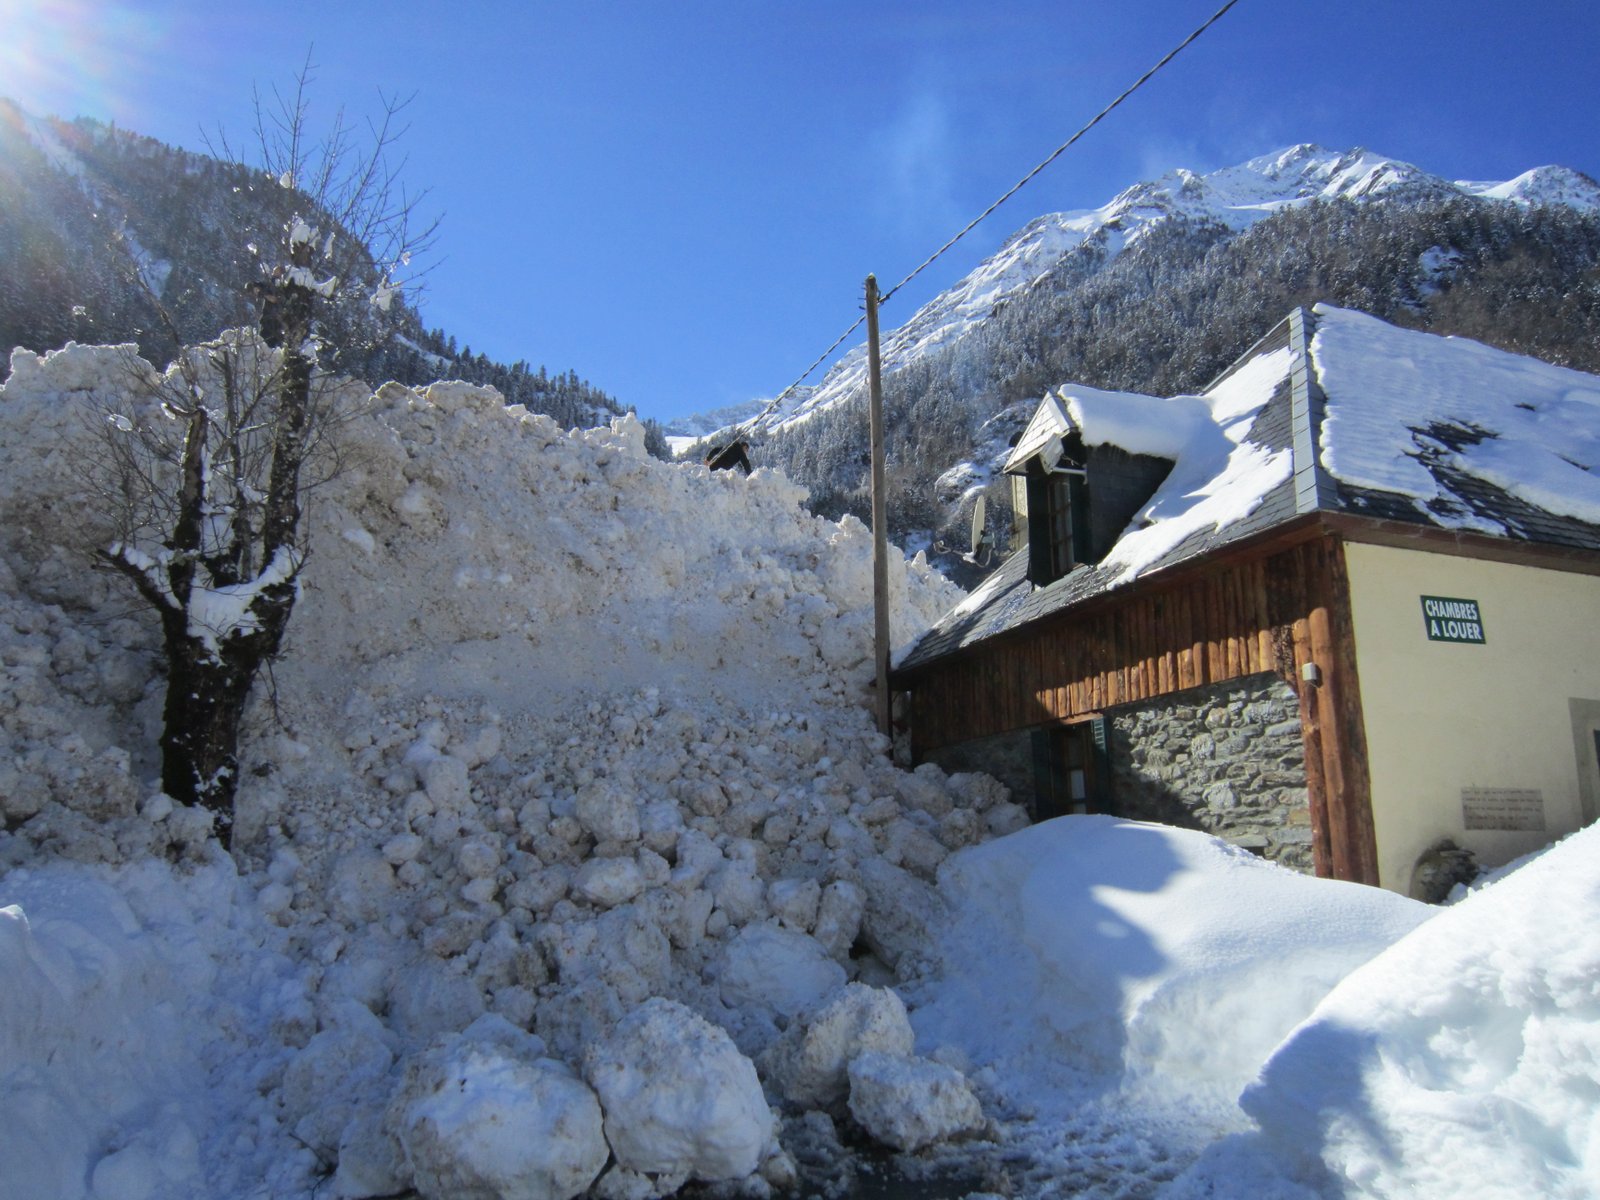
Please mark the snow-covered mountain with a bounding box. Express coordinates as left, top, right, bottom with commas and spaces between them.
731, 145, 1600, 438
661, 398, 770, 452
0, 99, 636, 435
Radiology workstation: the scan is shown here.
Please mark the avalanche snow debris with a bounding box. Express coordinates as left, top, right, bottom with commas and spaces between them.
846, 1049, 987, 1153
0, 340, 984, 1198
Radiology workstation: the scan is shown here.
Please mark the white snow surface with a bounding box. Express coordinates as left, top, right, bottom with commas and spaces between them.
1198, 823, 1600, 1200
911, 819, 1429, 1110
1312, 304, 1600, 526
2, 339, 1598, 1198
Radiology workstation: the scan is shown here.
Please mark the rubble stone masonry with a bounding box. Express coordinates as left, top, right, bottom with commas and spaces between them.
1108, 673, 1313, 872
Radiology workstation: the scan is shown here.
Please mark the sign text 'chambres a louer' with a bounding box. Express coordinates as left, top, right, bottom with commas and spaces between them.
1420, 595, 1486, 644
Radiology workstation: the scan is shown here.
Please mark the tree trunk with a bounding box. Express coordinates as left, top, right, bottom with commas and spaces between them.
159, 634, 258, 845
156, 578, 295, 847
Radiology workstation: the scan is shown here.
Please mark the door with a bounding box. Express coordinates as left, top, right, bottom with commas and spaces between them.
1031, 718, 1112, 821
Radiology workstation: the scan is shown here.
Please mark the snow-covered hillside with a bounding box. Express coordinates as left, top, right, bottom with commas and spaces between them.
3, 342, 1598, 1200
721, 145, 1600, 439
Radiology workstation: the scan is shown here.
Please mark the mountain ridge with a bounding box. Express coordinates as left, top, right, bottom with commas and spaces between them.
715, 145, 1599, 440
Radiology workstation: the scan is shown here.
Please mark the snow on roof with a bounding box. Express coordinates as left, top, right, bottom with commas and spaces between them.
999, 306, 1600, 588
1004, 383, 1216, 476
902, 306, 1600, 672
1057, 383, 1211, 462
1013, 349, 1294, 585
1311, 303, 1600, 527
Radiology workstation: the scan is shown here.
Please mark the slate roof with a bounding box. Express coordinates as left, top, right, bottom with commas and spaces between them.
896, 307, 1600, 676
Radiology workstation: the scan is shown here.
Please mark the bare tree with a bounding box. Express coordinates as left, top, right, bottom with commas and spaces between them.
92, 61, 437, 847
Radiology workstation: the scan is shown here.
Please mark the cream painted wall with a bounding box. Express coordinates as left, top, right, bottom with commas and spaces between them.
1345, 542, 1600, 893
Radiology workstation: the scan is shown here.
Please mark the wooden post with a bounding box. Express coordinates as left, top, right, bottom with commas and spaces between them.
866, 275, 892, 740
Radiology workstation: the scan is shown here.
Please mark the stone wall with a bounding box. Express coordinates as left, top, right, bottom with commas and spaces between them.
1107, 672, 1313, 872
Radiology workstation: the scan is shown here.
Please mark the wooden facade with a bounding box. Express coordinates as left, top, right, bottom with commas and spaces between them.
895, 521, 1380, 885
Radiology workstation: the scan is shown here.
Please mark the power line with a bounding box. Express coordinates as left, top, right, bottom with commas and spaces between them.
881, 0, 1240, 306
728, 0, 1240, 446
730, 311, 867, 440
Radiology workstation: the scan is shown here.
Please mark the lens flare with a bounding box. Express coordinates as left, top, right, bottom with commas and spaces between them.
0, 0, 169, 124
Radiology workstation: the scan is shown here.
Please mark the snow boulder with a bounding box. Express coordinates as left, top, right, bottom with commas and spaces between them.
393, 1016, 608, 1200
1239, 824, 1600, 1200
846, 1050, 985, 1152
584, 998, 776, 1186
278, 1003, 395, 1158
855, 857, 947, 976
761, 982, 915, 1108
714, 921, 847, 1021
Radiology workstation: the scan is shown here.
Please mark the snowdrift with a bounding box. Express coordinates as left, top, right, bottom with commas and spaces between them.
1239, 823, 1600, 1199
911, 818, 1430, 1109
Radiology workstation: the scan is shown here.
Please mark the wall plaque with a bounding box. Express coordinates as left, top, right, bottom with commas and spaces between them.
1421, 595, 1485, 644
1462, 788, 1545, 831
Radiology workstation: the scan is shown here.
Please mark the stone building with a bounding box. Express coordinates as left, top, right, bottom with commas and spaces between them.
891, 305, 1600, 896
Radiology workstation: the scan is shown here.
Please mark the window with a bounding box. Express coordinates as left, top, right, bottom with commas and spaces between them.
1025, 460, 1089, 587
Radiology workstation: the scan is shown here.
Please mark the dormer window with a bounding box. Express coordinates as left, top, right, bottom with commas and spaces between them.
1025, 455, 1089, 587
1005, 390, 1178, 589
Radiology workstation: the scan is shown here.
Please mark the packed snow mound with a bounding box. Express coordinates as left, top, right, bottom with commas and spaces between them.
910, 818, 1431, 1109
1239, 823, 1600, 1200
0, 858, 315, 1200
0, 341, 1011, 1198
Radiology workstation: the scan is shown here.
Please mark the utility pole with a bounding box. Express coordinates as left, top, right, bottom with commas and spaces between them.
865, 274, 891, 740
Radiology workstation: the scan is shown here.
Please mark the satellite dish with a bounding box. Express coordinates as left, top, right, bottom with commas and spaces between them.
969, 495, 988, 559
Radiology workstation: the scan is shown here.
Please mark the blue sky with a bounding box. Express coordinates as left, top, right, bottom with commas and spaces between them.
5, 1, 1598, 423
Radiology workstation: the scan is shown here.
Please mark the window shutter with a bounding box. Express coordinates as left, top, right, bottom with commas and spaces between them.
1089, 716, 1114, 811
1025, 468, 1054, 587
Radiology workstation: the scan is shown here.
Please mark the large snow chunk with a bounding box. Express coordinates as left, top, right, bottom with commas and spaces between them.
762, 982, 915, 1108
856, 857, 946, 975
396, 1018, 608, 1200
584, 998, 775, 1183
1240, 825, 1600, 1200
913, 817, 1430, 1111
846, 1051, 984, 1152
572, 857, 645, 908
714, 921, 847, 1020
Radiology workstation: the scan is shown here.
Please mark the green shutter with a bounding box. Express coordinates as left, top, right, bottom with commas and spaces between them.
1089, 716, 1114, 811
